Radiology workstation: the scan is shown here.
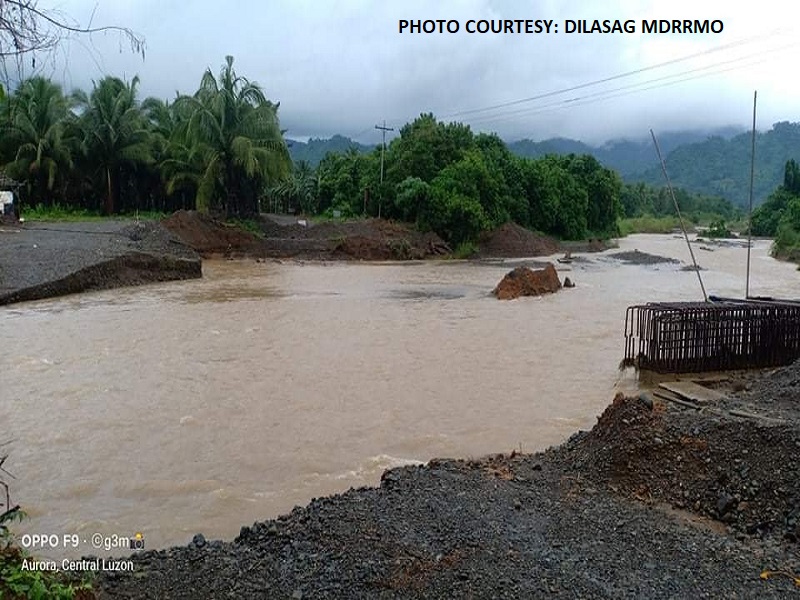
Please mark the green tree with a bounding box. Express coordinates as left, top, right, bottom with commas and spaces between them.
783, 158, 800, 195
178, 55, 290, 217
475, 133, 528, 226
0, 77, 75, 208
563, 154, 621, 235
523, 156, 587, 239
270, 160, 318, 213
387, 113, 474, 184
76, 76, 153, 214
751, 158, 800, 237
394, 176, 430, 222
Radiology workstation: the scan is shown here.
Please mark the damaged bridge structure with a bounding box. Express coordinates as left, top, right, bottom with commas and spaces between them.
623, 297, 800, 374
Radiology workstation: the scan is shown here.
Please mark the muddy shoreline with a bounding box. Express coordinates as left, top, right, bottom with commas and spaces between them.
0, 212, 612, 306
92, 365, 800, 598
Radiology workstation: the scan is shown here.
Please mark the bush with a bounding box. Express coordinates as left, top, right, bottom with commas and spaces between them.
706, 220, 733, 239
321, 202, 355, 219
453, 241, 478, 258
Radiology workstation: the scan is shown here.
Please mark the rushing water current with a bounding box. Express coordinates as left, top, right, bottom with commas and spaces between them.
2, 234, 798, 556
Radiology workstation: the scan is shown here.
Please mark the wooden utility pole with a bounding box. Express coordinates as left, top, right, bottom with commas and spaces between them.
375, 121, 394, 218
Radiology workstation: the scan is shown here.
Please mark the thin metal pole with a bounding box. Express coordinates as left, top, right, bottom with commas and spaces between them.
651, 129, 708, 302
746, 91, 757, 299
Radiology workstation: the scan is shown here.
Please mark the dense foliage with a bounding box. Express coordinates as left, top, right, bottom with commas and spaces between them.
306, 113, 624, 243
0, 56, 291, 218
2, 72, 743, 246
620, 182, 741, 223
751, 159, 800, 256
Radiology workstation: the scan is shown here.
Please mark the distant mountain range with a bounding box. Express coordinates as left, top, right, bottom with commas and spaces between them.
286, 135, 376, 166
288, 123, 800, 206
506, 128, 745, 179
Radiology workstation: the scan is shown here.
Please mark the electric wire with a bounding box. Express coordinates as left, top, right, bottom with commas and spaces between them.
437, 29, 787, 120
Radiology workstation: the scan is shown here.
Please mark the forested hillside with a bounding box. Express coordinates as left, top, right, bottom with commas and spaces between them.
508, 128, 742, 179
287, 135, 374, 166
287, 128, 744, 177
635, 122, 800, 206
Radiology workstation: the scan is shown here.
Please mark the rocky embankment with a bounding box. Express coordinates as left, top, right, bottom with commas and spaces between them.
94, 362, 800, 599
0, 221, 201, 306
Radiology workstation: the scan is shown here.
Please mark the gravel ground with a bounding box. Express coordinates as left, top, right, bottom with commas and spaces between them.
0, 220, 200, 305
95, 389, 800, 598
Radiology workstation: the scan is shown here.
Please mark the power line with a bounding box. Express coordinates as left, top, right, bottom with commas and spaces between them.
334, 29, 793, 144
470, 55, 772, 137
463, 41, 795, 127
437, 30, 785, 120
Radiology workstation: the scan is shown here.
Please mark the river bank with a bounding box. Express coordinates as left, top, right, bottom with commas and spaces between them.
91, 364, 800, 598
3, 232, 798, 597
0, 220, 201, 306
0, 212, 613, 306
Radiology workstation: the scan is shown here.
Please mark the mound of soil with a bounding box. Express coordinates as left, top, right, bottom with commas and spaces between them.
554, 389, 800, 543
162, 210, 261, 257
608, 250, 679, 265
493, 264, 562, 300
258, 216, 451, 260
477, 222, 560, 258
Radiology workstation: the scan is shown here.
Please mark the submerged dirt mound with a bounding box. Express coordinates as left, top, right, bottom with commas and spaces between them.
162, 210, 261, 257
554, 391, 800, 543
478, 222, 560, 258
493, 264, 562, 300
608, 250, 679, 265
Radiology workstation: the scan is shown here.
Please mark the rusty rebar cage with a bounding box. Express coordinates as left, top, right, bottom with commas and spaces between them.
624, 299, 800, 373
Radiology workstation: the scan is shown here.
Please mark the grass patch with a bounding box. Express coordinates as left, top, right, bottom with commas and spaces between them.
22, 204, 168, 222
22, 204, 102, 222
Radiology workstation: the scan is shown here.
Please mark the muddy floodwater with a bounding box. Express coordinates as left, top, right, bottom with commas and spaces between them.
2, 234, 798, 556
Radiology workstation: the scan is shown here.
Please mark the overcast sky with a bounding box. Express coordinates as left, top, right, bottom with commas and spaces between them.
21, 0, 800, 145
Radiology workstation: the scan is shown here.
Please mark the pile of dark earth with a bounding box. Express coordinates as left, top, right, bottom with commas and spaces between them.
607, 250, 680, 266
0, 220, 200, 305
95, 364, 800, 598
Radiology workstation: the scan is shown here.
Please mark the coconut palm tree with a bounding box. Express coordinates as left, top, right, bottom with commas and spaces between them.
76, 76, 153, 214
0, 76, 76, 207
177, 55, 290, 217
270, 160, 318, 214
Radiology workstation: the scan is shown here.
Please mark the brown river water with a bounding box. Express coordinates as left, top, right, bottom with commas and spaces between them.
2, 234, 798, 557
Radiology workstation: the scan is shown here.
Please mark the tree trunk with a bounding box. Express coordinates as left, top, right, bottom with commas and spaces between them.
105, 166, 114, 215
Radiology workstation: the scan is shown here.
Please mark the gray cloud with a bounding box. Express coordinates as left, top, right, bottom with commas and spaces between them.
23, 0, 800, 145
